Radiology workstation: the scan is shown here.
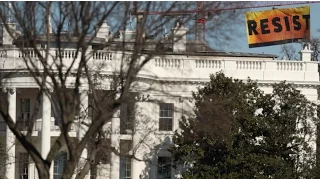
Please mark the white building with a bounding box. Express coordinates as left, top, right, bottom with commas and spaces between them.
0, 18, 319, 179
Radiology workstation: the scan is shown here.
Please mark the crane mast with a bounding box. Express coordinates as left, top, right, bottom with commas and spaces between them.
131, 1, 318, 42
196, 1, 206, 43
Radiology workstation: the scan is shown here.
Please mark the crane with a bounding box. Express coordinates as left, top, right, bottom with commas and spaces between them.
131, 1, 319, 42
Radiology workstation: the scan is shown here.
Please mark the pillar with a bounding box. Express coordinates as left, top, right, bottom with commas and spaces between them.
131, 98, 154, 179
78, 90, 90, 179
131, 130, 142, 179
131, 94, 155, 179
5, 87, 16, 179
41, 89, 52, 178
131, 101, 143, 179
300, 43, 313, 61
110, 109, 120, 179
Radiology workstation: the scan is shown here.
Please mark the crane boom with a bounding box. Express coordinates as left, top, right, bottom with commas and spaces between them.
211, 1, 318, 12
144, 1, 318, 15
131, 1, 318, 42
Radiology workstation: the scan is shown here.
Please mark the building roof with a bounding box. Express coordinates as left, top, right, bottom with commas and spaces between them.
106, 39, 277, 58
7, 33, 277, 59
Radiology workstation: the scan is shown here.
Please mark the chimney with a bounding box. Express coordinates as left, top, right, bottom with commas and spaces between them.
172, 19, 188, 52
48, 14, 52, 34
300, 43, 313, 61
121, 29, 136, 41
2, 23, 16, 45
2, 2, 16, 45
136, 12, 146, 39
95, 20, 110, 42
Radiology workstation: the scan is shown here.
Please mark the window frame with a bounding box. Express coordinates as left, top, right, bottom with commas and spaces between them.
157, 156, 172, 179
159, 103, 174, 131
120, 156, 132, 179
52, 99, 62, 126
53, 152, 68, 179
120, 101, 136, 134
19, 152, 29, 179
20, 98, 31, 121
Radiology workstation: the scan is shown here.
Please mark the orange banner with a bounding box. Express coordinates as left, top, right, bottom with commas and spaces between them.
245, 6, 310, 48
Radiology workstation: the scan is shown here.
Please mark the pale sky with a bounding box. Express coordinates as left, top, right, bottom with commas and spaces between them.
211, 2, 320, 58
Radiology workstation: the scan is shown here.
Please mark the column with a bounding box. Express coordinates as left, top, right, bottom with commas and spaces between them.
131, 102, 142, 179
131, 129, 142, 179
41, 90, 52, 178
110, 109, 120, 179
5, 87, 16, 179
131, 101, 143, 179
78, 90, 90, 179
29, 161, 38, 179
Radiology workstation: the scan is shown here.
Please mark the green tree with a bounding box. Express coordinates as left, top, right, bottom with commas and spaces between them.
170, 72, 319, 179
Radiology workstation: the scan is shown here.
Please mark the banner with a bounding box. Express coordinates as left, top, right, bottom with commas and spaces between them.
245, 6, 310, 48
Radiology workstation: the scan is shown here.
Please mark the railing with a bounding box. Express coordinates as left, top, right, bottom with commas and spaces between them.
0, 120, 78, 132
55, 50, 79, 59
92, 51, 113, 61
276, 61, 304, 71
155, 58, 181, 68
0, 48, 319, 82
195, 59, 221, 68
236, 60, 262, 70
18, 49, 40, 58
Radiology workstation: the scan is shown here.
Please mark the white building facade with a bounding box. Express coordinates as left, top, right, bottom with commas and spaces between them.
0, 20, 319, 179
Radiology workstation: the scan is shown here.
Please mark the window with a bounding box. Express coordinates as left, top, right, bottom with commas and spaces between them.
19, 153, 29, 179
90, 165, 97, 179
157, 156, 171, 179
88, 98, 96, 120
53, 152, 67, 179
20, 99, 30, 121
52, 99, 62, 126
19, 99, 30, 130
120, 103, 134, 134
120, 156, 132, 179
159, 103, 174, 131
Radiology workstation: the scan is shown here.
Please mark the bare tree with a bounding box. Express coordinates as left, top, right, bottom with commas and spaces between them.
280, 44, 299, 60
0, 1, 247, 178
0, 132, 17, 178
0, 137, 8, 178
310, 37, 320, 61
280, 37, 320, 61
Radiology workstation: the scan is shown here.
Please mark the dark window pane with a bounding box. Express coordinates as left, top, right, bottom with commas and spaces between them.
160, 111, 164, 117
157, 157, 171, 179
19, 153, 29, 179
54, 152, 68, 179
120, 156, 132, 179
159, 118, 172, 131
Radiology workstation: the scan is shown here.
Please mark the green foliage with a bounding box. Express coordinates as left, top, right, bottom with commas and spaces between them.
170, 72, 319, 179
